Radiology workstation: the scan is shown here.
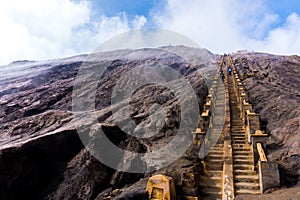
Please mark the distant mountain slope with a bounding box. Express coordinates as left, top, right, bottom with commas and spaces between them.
0, 46, 214, 199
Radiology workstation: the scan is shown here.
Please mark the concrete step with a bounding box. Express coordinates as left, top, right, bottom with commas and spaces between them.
205, 160, 224, 166
208, 147, 223, 151
233, 154, 253, 159
209, 148, 224, 152
200, 180, 223, 188
203, 170, 223, 177
235, 189, 261, 195
232, 146, 252, 150
232, 147, 252, 152
231, 129, 245, 132
200, 190, 222, 200
231, 119, 243, 123
234, 170, 257, 176
231, 123, 244, 126
231, 125, 244, 127
231, 135, 248, 140
232, 144, 249, 148
233, 159, 254, 165
200, 175, 223, 183
231, 125, 244, 128
233, 164, 254, 170
234, 175, 259, 182
207, 151, 224, 156
208, 147, 224, 151
231, 135, 246, 138
231, 119, 242, 122
205, 163, 224, 171
231, 132, 246, 135
212, 144, 224, 148
232, 124, 244, 128
206, 154, 223, 160
232, 135, 246, 138
234, 182, 260, 190
231, 130, 245, 133
232, 140, 247, 144
199, 186, 223, 194
232, 138, 247, 142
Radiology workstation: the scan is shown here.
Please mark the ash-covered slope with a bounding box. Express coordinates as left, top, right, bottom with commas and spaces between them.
232, 52, 300, 188
0, 46, 215, 200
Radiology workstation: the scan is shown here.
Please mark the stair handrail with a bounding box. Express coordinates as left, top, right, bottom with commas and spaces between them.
257, 143, 267, 162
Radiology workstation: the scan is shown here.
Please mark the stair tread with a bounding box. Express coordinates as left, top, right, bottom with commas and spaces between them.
235, 189, 261, 195
199, 189, 223, 195
234, 158, 254, 162
233, 149, 252, 152
201, 175, 223, 179
234, 182, 260, 187
233, 154, 252, 157
235, 175, 259, 179
200, 181, 223, 187
233, 163, 254, 166
235, 169, 256, 172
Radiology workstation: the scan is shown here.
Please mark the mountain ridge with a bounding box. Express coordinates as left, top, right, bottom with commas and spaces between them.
0, 45, 299, 199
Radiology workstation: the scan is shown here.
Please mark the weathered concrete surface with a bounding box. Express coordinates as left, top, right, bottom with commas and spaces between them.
258, 161, 280, 193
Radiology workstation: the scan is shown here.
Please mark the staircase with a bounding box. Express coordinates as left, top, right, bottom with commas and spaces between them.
148, 55, 280, 200
199, 57, 261, 199
199, 140, 224, 199
228, 72, 261, 196
199, 78, 226, 200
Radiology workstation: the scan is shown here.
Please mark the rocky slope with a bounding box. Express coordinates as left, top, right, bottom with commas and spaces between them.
232, 52, 300, 188
0, 46, 214, 200
1, 46, 299, 199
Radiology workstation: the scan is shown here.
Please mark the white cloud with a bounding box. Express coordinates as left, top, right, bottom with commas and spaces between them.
2, 0, 299, 66
152, 0, 300, 55
132, 15, 147, 29
0, 0, 148, 65
0, 0, 90, 64
259, 13, 300, 54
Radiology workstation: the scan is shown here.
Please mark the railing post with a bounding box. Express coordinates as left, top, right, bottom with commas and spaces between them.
251, 130, 268, 166
246, 111, 260, 134
258, 161, 280, 193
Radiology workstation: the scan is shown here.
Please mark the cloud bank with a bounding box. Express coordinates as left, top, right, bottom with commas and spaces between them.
0, 0, 147, 65
152, 0, 300, 55
1, 0, 300, 65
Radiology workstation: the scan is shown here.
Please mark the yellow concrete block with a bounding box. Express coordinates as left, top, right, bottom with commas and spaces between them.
257, 143, 268, 161
147, 174, 176, 200
181, 196, 199, 200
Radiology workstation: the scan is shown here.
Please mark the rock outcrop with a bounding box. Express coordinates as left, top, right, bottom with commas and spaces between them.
0, 46, 214, 199
232, 52, 300, 187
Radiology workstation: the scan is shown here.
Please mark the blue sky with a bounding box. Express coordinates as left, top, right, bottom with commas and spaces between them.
1, 0, 300, 65
91, 0, 158, 18
267, 0, 300, 18
88, 0, 300, 29
265, 0, 300, 27
88, 0, 165, 27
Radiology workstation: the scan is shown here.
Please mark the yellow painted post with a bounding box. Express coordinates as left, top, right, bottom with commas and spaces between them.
257, 143, 267, 161
146, 174, 176, 200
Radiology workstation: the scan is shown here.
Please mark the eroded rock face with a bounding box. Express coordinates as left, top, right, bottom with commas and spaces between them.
0, 46, 214, 199
232, 52, 300, 187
